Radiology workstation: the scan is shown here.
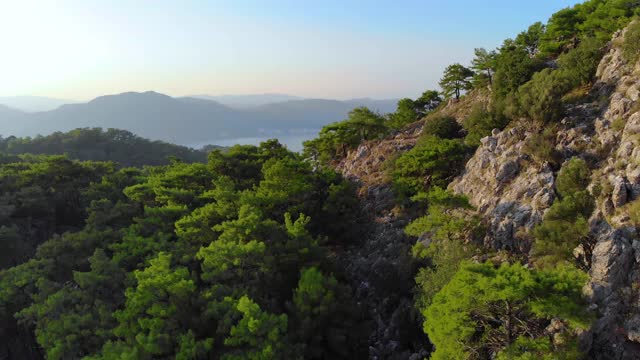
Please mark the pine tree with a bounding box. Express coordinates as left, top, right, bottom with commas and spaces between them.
471, 48, 497, 85
424, 262, 590, 360
439, 63, 474, 99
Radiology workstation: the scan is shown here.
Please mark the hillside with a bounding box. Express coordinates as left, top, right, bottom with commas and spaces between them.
0, 104, 27, 119
2, 1, 640, 360
0, 128, 214, 167
331, 17, 640, 359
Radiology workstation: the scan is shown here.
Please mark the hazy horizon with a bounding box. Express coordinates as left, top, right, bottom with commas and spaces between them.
1, 0, 578, 101
0, 92, 400, 104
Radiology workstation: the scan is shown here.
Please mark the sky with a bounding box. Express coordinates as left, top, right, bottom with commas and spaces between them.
0, 0, 580, 101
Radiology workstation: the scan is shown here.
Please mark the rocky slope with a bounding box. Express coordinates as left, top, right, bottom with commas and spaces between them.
453, 26, 640, 358
583, 26, 640, 358
334, 120, 429, 359
335, 23, 640, 359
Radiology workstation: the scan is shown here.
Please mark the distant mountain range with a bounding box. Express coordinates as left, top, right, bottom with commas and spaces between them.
0, 92, 399, 146
0, 96, 78, 112
189, 94, 305, 108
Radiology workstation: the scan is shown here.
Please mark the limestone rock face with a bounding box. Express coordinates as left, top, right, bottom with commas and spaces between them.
586, 221, 636, 358
596, 30, 627, 85
332, 22, 640, 360
612, 176, 630, 208
448, 23, 640, 358
449, 127, 555, 251
336, 121, 423, 219
585, 25, 640, 359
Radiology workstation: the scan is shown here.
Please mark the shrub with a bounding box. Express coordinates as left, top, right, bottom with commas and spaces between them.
538, 7, 580, 57
422, 116, 462, 139
386, 91, 443, 130
406, 188, 480, 308
533, 212, 590, 268
533, 157, 595, 268
612, 117, 627, 132
522, 126, 562, 165
387, 98, 419, 130
492, 44, 545, 101
562, 84, 591, 105
302, 107, 387, 165
557, 37, 605, 87
391, 136, 469, 201
462, 106, 507, 146
623, 19, 640, 64
556, 158, 591, 197
538, 1, 639, 57
628, 199, 640, 227
506, 68, 571, 123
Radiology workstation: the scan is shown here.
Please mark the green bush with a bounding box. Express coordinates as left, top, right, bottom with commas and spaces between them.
492, 44, 545, 101
538, 7, 581, 57
422, 116, 462, 139
579, 0, 640, 42
612, 117, 626, 131
504, 37, 603, 125
557, 37, 605, 87
391, 136, 469, 201
386, 91, 443, 130
387, 98, 419, 130
515, 22, 545, 55
623, 19, 640, 64
556, 158, 591, 197
506, 68, 571, 123
408, 206, 478, 308
533, 157, 594, 268
302, 107, 387, 165
522, 126, 561, 165
538, 0, 639, 57
462, 106, 507, 146
406, 187, 479, 308
628, 198, 640, 227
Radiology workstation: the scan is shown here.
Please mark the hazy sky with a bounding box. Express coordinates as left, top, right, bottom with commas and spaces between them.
0, 0, 579, 100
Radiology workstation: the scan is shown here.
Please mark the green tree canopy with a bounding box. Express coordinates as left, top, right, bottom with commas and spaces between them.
303, 107, 387, 166
415, 90, 443, 115
439, 63, 475, 99
471, 48, 497, 86
424, 262, 590, 360
515, 22, 546, 56
392, 136, 469, 201
222, 295, 289, 360
422, 116, 463, 139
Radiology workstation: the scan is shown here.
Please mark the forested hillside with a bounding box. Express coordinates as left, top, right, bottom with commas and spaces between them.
2, 0, 640, 359
0, 128, 212, 167
0, 141, 369, 359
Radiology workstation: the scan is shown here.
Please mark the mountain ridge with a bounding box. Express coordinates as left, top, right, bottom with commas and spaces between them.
0, 91, 399, 146
0, 96, 78, 112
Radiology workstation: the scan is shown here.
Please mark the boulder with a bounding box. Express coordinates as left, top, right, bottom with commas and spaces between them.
612, 177, 629, 208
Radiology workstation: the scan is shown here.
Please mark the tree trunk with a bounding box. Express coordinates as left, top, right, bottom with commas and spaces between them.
505, 300, 513, 360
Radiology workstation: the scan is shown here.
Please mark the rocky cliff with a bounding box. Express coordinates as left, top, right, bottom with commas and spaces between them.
453, 25, 640, 359
452, 25, 640, 359
335, 23, 640, 359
